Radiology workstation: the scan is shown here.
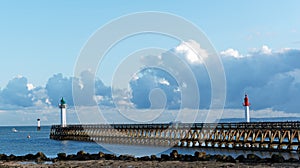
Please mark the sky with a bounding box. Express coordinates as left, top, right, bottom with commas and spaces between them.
0, 1, 300, 125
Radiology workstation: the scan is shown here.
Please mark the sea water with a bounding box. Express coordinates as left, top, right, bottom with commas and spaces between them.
0, 126, 107, 158
0, 126, 298, 159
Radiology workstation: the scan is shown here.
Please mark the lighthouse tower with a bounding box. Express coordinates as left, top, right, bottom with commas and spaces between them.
243, 94, 251, 123
59, 97, 67, 127
37, 118, 41, 131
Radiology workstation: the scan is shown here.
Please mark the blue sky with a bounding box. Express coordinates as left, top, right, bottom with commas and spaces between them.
0, 1, 300, 125
1, 0, 299, 87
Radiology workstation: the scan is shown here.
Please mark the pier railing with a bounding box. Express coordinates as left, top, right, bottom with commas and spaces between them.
50, 122, 300, 152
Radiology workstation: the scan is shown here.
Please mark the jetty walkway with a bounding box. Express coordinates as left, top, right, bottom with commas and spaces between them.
50, 122, 300, 152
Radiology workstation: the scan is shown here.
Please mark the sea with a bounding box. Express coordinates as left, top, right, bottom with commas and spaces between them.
0, 125, 299, 159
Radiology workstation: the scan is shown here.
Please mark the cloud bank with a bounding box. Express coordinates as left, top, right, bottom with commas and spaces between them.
0, 43, 299, 117
221, 46, 300, 113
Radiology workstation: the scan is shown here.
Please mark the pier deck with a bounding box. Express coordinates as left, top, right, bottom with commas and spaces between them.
50, 122, 300, 152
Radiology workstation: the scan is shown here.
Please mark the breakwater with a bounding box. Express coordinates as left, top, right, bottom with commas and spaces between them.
50, 122, 300, 152
0, 150, 297, 164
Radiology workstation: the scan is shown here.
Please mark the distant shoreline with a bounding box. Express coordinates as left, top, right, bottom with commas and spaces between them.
2, 116, 300, 127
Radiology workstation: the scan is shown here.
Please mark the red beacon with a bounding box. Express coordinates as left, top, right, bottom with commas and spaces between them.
243, 94, 251, 107
243, 94, 251, 122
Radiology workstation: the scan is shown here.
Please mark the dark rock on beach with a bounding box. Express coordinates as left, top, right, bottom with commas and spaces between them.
98, 152, 105, 159
34, 152, 49, 162
35, 152, 48, 159
6, 154, 16, 161
138, 156, 150, 161
214, 154, 236, 163
75, 150, 91, 160
246, 154, 261, 162
194, 151, 208, 161
286, 157, 299, 163
24, 154, 35, 160
271, 154, 285, 163
104, 153, 116, 160
160, 154, 170, 161
182, 154, 194, 161
0, 152, 49, 162
224, 155, 236, 163
236, 155, 246, 162
0, 154, 7, 160
57, 153, 67, 160
89, 153, 100, 160
66, 154, 77, 160
118, 155, 135, 161
150, 154, 157, 161
1, 150, 300, 168
170, 150, 179, 160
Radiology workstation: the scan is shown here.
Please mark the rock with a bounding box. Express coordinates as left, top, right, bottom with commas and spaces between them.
98, 152, 105, 158
206, 154, 213, 161
24, 154, 35, 160
170, 150, 179, 160
7, 154, 16, 161
0, 154, 7, 160
52, 158, 58, 163
35, 152, 47, 161
160, 154, 170, 161
236, 155, 245, 162
150, 155, 157, 161
89, 154, 100, 160
16, 156, 24, 161
182, 154, 194, 162
77, 150, 86, 156
118, 155, 135, 161
271, 154, 285, 163
213, 154, 227, 162
76, 151, 90, 160
247, 154, 261, 162
104, 154, 116, 160
67, 154, 76, 160
258, 158, 269, 163
287, 158, 299, 163
35, 157, 44, 163
139, 156, 150, 161
194, 151, 207, 161
224, 155, 236, 163
57, 153, 67, 160
177, 154, 183, 160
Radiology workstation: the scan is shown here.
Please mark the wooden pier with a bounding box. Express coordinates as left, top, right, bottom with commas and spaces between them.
50, 122, 300, 152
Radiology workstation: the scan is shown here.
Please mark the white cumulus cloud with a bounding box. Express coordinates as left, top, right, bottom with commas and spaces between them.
220, 48, 243, 58
175, 40, 208, 64
26, 83, 35, 91
249, 45, 272, 55
260, 45, 272, 55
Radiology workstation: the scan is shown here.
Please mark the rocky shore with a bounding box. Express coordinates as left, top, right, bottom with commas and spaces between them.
0, 150, 299, 167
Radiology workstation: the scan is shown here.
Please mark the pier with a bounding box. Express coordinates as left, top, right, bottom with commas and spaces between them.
50, 121, 300, 152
